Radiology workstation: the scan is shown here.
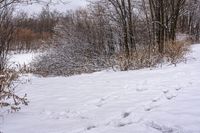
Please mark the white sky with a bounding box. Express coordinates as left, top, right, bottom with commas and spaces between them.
16, 0, 88, 14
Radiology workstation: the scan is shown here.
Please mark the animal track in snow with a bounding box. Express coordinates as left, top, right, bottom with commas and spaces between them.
163, 89, 169, 94
163, 89, 179, 100
144, 103, 160, 112
117, 121, 133, 127
152, 96, 162, 103
95, 94, 119, 107
104, 111, 139, 128
175, 87, 182, 91
122, 112, 131, 118
86, 125, 97, 131
147, 121, 184, 133
145, 86, 183, 113
165, 93, 177, 100
136, 81, 149, 92
95, 96, 112, 107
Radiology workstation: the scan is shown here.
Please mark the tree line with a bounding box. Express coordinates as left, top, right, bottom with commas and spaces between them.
0, 0, 200, 73
32, 0, 199, 75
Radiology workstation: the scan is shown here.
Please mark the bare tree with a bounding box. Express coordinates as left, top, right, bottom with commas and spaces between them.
148, 0, 186, 53
178, 0, 200, 42
0, 7, 14, 71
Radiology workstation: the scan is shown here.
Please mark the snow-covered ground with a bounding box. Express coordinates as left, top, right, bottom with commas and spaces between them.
1, 44, 200, 133
8, 52, 38, 68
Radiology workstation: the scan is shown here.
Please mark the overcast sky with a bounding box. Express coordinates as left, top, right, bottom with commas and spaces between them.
16, 0, 88, 14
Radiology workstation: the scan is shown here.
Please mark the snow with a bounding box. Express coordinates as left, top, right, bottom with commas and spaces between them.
1, 44, 200, 133
176, 33, 190, 41
8, 52, 39, 68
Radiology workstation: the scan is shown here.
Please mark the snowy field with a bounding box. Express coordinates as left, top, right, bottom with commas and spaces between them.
1, 44, 200, 133
8, 52, 39, 68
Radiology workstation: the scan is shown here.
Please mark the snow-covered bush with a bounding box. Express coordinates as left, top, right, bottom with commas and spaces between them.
32, 43, 111, 76
31, 23, 112, 76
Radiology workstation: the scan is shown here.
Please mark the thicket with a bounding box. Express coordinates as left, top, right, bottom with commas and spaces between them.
32, 0, 193, 76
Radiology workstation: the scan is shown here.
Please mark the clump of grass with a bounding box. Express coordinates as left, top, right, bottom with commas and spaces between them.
0, 70, 28, 112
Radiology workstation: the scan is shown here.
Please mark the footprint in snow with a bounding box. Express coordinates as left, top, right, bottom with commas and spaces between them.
152, 96, 161, 103
96, 97, 108, 107
96, 95, 119, 107
122, 112, 131, 118
105, 111, 143, 128
86, 125, 97, 131
165, 93, 177, 100
136, 81, 149, 92
107, 117, 133, 128
117, 121, 133, 127
147, 121, 184, 133
175, 87, 182, 91
163, 89, 169, 94
144, 102, 161, 112
144, 105, 156, 112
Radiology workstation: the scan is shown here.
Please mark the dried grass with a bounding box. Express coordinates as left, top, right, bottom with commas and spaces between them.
0, 70, 28, 112
114, 40, 190, 70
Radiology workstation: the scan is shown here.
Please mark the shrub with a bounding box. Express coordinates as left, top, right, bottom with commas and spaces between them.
31, 40, 190, 77
112, 41, 190, 70
0, 70, 28, 112
164, 41, 190, 65
31, 42, 110, 76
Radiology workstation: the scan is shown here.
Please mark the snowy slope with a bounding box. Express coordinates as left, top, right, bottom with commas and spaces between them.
1, 44, 200, 133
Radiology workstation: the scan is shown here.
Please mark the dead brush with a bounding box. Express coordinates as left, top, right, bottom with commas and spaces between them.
114, 50, 153, 71
0, 70, 28, 112
164, 41, 190, 66
114, 45, 160, 70
113, 41, 190, 70
114, 52, 129, 71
